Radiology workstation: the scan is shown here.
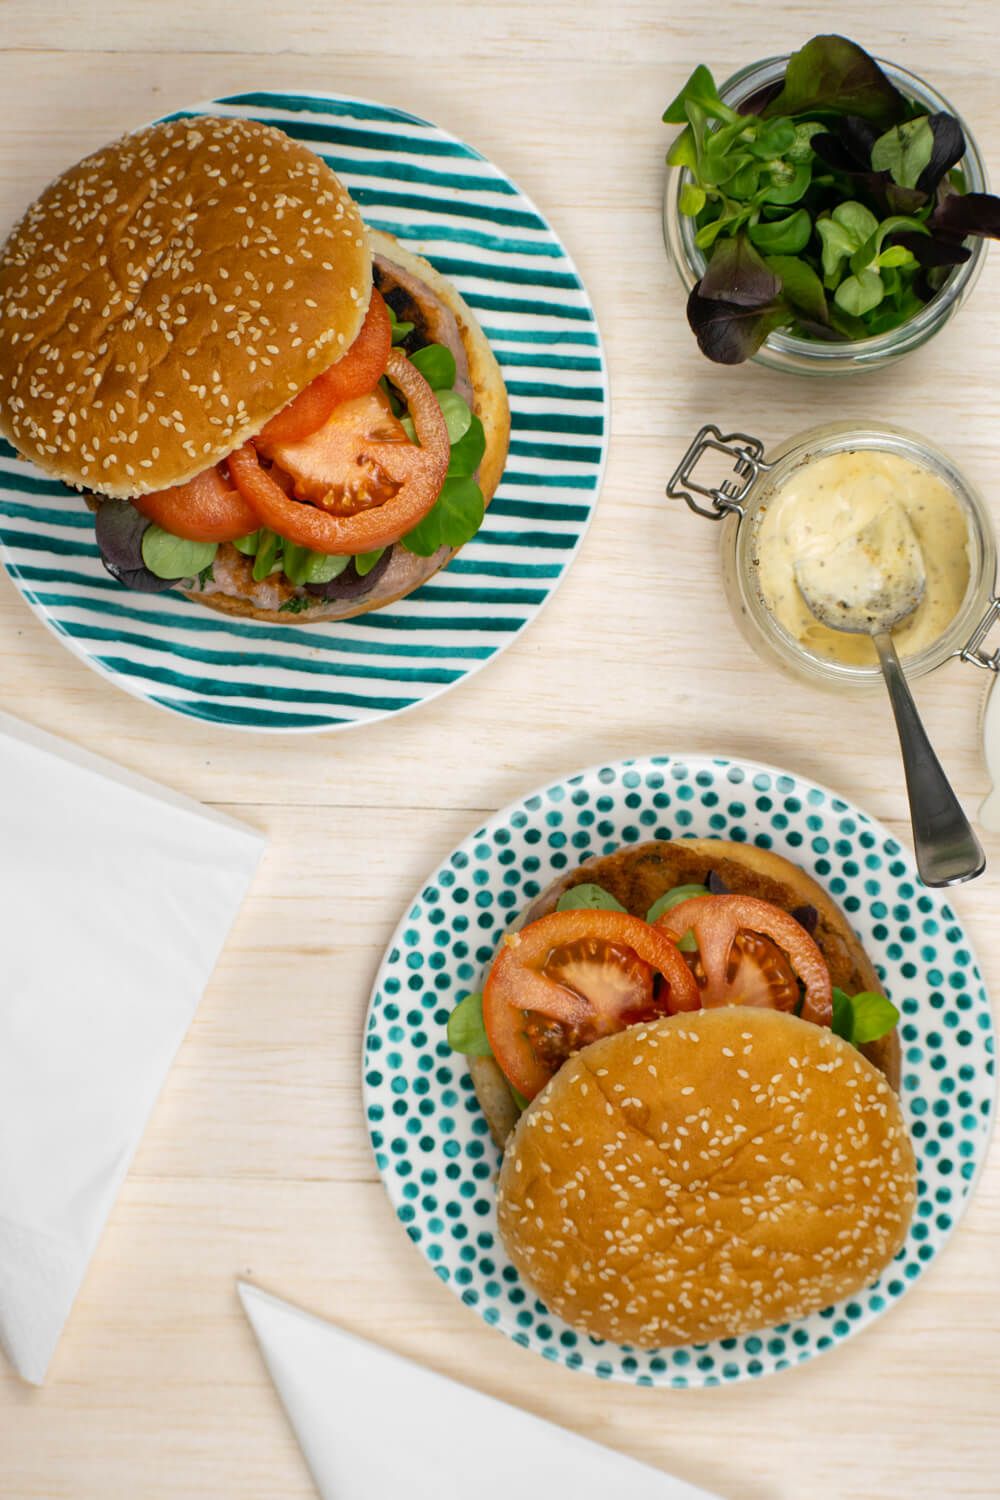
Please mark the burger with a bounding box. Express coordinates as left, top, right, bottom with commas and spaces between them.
446, 838, 916, 1347
0, 115, 510, 621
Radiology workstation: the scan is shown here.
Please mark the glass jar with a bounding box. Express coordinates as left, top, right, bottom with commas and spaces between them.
667, 420, 1000, 692
661, 56, 990, 375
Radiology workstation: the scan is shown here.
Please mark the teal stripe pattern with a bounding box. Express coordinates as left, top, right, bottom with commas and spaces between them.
0, 92, 608, 733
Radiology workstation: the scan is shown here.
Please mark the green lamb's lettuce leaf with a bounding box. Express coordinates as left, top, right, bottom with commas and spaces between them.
280, 541, 314, 588
408, 342, 457, 390
446, 992, 492, 1056
387, 304, 414, 344
556, 884, 627, 913
831, 987, 900, 1045
252, 529, 281, 582
679, 181, 707, 216
400, 475, 485, 556
757, 160, 812, 206
305, 551, 351, 584
646, 884, 707, 953
834, 267, 885, 316
354, 548, 386, 578
662, 63, 738, 126
871, 116, 935, 189
765, 254, 829, 323
140, 526, 218, 581
435, 389, 473, 445
748, 209, 812, 255
849, 213, 927, 275
447, 414, 487, 478
645, 885, 708, 923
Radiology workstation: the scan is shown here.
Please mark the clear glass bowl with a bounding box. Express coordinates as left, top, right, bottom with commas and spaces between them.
662, 56, 990, 375
720, 422, 996, 690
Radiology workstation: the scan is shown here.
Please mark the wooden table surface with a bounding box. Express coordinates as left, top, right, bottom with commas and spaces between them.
2, 2, 999, 1495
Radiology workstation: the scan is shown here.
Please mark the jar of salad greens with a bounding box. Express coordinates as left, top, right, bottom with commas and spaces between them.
661, 36, 996, 373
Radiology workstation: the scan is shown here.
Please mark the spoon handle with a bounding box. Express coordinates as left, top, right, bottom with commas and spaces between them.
872, 630, 985, 887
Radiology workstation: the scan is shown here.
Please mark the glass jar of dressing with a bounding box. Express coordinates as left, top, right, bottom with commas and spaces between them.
668, 421, 1000, 693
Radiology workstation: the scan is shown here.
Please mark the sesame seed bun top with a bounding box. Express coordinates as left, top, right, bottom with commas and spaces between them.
497, 1007, 917, 1349
0, 115, 371, 497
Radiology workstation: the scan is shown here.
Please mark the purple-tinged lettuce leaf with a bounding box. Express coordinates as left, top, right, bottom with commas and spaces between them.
812, 114, 879, 170
891, 229, 971, 269
916, 113, 966, 195
698, 232, 782, 307
687, 286, 790, 363
762, 35, 908, 128
930, 191, 1000, 241
811, 126, 929, 216
884, 183, 931, 214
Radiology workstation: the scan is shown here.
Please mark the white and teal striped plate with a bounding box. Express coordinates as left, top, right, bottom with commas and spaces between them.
0, 92, 607, 732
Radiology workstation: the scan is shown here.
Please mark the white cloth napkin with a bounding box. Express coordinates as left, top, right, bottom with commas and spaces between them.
239, 1283, 726, 1500
0, 710, 264, 1384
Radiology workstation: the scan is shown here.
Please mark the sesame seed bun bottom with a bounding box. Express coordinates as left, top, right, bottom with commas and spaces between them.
497, 1008, 917, 1349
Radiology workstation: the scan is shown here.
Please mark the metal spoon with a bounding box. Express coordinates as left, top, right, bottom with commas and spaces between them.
795, 508, 984, 888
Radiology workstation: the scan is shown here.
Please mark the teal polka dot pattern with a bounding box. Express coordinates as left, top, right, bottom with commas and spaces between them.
363, 755, 995, 1386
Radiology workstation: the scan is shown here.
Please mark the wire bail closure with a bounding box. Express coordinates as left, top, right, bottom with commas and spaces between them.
960, 596, 1000, 672
666, 424, 771, 520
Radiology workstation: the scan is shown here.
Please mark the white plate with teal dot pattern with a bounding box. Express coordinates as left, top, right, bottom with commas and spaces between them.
363, 754, 996, 1387
0, 91, 606, 733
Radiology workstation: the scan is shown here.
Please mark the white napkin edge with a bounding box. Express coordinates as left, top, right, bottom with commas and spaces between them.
0, 709, 260, 841
237, 1280, 728, 1500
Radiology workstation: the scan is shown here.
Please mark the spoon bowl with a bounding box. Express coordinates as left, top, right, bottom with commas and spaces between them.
793, 507, 926, 637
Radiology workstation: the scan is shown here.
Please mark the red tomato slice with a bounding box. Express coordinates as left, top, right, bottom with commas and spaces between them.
266, 386, 412, 515
257, 289, 392, 447
132, 465, 260, 543
227, 349, 449, 554
483, 909, 700, 1100
653, 894, 832, 1026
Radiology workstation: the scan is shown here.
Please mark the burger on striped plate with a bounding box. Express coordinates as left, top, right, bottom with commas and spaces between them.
0, 115, 510, 621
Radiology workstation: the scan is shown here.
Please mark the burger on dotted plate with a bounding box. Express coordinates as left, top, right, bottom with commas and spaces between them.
446, 838, 917, 1349
0, 115, 510, 621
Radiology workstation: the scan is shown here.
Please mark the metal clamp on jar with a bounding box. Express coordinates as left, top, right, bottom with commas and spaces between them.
668, 421, 1000, 871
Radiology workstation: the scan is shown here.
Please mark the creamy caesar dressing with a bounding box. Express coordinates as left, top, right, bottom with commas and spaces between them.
753, 450, 971, 667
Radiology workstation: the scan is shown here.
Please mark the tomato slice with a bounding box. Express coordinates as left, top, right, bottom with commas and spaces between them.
483, 910, 700, 1100
653, 894, 832, 1026
257, 289, 392, 447
227, 349, 450, 554
132, 465, 260, 543
266, 386, 412, 515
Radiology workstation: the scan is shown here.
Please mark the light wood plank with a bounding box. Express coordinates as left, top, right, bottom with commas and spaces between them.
1, 5, 999, 1496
